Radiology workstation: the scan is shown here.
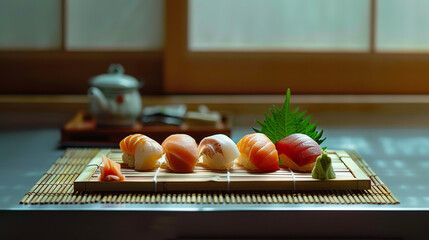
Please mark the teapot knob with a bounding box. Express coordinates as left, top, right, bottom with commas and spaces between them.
108, 64, 124, 74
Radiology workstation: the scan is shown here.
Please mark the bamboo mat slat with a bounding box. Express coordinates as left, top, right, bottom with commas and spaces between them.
20, 148, 399, 205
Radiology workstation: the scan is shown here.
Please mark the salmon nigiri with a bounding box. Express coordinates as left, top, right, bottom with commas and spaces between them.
162, 134, 198, 173
120, 134, 164, 171
236, 133, 279, 172
275, 133, 322, 172
99, 155, 125, 181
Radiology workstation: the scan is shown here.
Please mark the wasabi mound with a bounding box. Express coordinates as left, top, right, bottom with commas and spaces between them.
311, 151, 336, 180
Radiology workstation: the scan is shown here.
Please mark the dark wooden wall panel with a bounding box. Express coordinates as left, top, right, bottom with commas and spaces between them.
0, 52, 163, 95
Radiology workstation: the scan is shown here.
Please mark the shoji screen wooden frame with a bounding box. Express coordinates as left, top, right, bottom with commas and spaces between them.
164, 0, 429, 94
2, 0, 429, 94
0, 0, 163, 94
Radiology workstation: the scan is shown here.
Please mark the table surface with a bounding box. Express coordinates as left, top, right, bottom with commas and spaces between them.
1, 125, 428, 211
2, 103, 429, 239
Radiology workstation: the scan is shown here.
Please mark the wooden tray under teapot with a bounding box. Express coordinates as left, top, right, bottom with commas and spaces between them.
60, 111, 231, 147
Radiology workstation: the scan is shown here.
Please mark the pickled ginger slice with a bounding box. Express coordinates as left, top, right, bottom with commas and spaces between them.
99, 155, 125, 181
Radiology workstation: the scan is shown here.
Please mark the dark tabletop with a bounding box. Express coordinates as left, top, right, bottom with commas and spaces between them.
1, 110, 428, 239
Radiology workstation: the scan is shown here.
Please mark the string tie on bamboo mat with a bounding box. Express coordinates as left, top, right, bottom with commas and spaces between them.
227, 169, 231, 191
153, 167, 161, 192
290, 169, 296, 191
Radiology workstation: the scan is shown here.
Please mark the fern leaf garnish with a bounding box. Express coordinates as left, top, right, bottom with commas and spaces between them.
254, 89, 326, 147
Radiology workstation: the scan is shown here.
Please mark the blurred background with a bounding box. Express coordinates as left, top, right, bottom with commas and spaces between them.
1, 0, 429, 95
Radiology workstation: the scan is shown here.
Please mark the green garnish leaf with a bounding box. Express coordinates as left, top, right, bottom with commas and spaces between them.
253, 89, 326, 146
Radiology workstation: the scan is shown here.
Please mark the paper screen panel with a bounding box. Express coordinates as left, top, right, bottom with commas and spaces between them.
377, 0, 429, 52
66, 0, 163, 50
189, 0, 370, 51
0, 0, 61, 49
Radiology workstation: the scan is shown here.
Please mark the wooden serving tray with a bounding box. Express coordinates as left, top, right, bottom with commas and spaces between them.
60, 111, 231, 147
74, 149, 371, 192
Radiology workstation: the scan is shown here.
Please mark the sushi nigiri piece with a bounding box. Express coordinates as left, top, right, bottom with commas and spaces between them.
162, 134, 199, 173
120, 134, 164, 171
99, 155, 125, 181
198, 134, 240, 169
236, 133, 279, 172
275, 133, 322, 172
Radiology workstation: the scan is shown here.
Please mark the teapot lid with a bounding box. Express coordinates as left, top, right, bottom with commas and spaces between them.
90, 64, 141, 89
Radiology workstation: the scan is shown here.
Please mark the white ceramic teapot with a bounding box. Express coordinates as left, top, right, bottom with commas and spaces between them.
88, 64, 143, 127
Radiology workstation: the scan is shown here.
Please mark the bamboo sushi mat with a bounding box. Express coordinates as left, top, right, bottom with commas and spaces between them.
20, 148, 399, 205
